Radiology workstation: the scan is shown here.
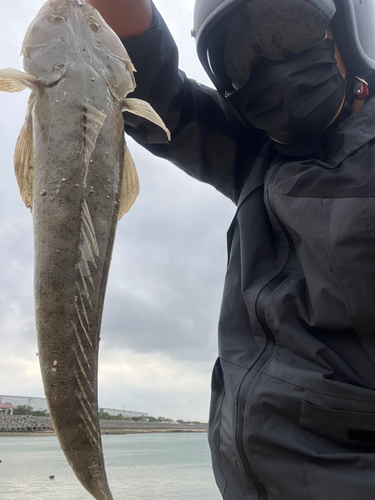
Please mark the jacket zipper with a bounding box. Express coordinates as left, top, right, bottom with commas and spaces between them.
235, 162, 296, 499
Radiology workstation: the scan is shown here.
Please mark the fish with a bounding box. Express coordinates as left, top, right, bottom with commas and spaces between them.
0, 1, 170, 499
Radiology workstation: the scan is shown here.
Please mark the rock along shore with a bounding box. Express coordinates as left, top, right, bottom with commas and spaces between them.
0, 415, 207, 435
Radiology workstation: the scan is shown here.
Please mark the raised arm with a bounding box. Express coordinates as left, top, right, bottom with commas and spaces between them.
85, 0, 153, 38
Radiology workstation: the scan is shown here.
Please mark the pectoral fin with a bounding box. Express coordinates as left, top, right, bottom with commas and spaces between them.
118, 144, 140, 220
0, 68, 38, 92
14, 93, 37, 210
122, 98, 171, 141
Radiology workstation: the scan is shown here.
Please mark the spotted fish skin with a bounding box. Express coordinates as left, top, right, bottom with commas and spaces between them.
0, 1, 169, 499
32, 67, 121, 500
27, 3, 127, 500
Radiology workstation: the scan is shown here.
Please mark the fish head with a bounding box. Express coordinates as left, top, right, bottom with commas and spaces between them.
22, 0, 136, 98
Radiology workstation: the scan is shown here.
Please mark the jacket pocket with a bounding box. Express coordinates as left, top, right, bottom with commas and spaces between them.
300, 399, 375, 449
299, 389, 375, 500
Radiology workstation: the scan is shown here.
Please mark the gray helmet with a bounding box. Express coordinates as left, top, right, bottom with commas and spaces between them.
193, 0, 375, 95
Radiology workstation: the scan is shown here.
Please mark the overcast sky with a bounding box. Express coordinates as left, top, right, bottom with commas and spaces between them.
0, 0, 235, 422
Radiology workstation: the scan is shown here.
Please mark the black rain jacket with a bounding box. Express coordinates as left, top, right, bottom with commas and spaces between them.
122, 5, 375, 499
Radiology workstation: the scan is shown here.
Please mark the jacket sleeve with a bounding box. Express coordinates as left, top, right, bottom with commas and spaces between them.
121, 3, 264, 203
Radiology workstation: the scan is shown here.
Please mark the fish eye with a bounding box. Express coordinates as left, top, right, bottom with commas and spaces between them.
51, 14, 66, 24
90, 22, 100, 32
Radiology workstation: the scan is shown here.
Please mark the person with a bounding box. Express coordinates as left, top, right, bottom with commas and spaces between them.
87, 0, 375, 498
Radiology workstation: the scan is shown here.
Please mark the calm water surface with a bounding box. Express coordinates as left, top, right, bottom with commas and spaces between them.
0, 432, 221, 500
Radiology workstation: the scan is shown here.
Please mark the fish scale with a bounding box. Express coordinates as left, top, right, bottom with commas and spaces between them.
0, 1, 170, 499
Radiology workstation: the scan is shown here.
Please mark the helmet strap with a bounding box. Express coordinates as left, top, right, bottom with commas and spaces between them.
353, 76, 369, 101
341, 74, 369, 120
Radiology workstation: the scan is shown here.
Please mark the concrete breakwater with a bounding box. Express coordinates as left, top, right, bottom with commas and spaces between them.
0, 415, 207, 434
0, 415, 54, 433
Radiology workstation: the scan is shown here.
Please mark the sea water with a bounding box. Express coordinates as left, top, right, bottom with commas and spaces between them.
0, 432, 222, 500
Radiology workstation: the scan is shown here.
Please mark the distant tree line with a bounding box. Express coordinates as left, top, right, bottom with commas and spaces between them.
98, 412, 147, 421
10, 405, 49, 417
6, 405, 206, 424
176, 419, 205, 425
98, 413, 174, 422
97, 412, 205, 424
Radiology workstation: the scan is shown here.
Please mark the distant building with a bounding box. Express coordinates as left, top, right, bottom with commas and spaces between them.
0, 403, 14, 415
0, 395, 147, 418
99, 408, 148, 418
0, 395, 48, 412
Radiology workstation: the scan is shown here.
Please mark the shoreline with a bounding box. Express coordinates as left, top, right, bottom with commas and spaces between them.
0, 415, 208, 436
0, 428, 207, 437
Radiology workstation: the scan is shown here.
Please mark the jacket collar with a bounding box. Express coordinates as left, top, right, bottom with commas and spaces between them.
326, 96, 375, 167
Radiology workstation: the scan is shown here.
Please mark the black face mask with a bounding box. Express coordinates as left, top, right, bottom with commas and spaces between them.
226, 38, 347, 147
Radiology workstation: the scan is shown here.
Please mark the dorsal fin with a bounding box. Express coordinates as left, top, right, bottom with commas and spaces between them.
82, 105, 107, 170
78, 199, 99, 290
